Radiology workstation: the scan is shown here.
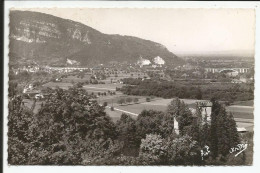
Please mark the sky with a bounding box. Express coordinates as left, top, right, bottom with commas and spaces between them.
18, 8, 255, 56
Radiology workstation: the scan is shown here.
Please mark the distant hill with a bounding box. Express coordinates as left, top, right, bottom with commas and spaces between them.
9, 10, 183, 67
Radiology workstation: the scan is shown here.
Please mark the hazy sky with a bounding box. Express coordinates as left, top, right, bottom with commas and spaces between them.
19, 8, 255, 56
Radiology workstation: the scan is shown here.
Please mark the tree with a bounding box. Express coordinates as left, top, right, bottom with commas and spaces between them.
8, 95, 34, 164
196, 87, 202, 100
126, 97, 133, 104
210, 99, 221, 158
160, 113, 176, 138
209, 99, 240, 159
166, 98, 193, 135
82, 138, 123, 165
200, 119, 210, 148
165, 135, 201, 165
146, 97, 151, 102
116, 114, 138, 156
110, 106, 114, 111
103, 102, 108, 107
17, 71, 32, 83
139, 134, 167, 165
8, 81, 19, 98
139, 134, 201, 165
184, 103, 210, 148
226, 112, 240, 148
91, 79, 98, 84
117, 98, 125, 105
135, 110, 165, 145
74, 82, 83, 88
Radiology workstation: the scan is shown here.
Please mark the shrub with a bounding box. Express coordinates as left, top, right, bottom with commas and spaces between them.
126, 97, 133, 104
117, 98, 125, 105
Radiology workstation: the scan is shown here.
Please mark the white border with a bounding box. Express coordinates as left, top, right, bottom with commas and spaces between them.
4, 1, 260, 173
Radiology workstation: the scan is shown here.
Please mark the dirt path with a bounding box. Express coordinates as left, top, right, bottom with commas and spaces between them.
83, 86, 116, 91
106, 106, 138, 116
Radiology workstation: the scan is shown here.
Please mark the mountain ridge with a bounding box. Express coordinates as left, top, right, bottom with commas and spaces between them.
9, 10, 183, 67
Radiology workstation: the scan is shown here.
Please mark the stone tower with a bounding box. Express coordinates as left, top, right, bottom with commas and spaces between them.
197, 101, 212, 124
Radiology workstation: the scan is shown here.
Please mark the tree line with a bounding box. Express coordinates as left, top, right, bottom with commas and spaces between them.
119, 78, 253, 102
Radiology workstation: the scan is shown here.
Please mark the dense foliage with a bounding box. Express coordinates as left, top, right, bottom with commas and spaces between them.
8, 86, 118, 165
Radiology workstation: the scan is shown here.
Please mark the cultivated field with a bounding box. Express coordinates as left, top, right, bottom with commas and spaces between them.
105, 98, 254, 131
115, 102, 166, 115
232, 100, 254, 106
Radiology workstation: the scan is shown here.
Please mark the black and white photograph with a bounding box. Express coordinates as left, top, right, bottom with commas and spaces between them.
3, 1, 259, 170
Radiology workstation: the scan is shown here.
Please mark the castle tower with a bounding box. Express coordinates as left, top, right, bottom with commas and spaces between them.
197, 101, 212, 124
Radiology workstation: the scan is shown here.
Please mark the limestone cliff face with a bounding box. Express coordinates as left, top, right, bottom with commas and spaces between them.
10, 20, 60, 43
10, 14, 95, 45
9, 10, 183, 67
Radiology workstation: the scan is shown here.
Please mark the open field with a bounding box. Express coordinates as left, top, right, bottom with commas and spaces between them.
226, 106, 254, 119
234, 118, 254, 131
110, 98, 202, 116
232, 100, 254, 106
115, 103, 166, 115
112, 98, 207, 115
236, 122, 253, 129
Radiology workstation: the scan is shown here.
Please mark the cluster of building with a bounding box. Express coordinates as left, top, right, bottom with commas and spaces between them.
12, 65, 40, 74
23, 83, 44, 99
205, 67, 250, 76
